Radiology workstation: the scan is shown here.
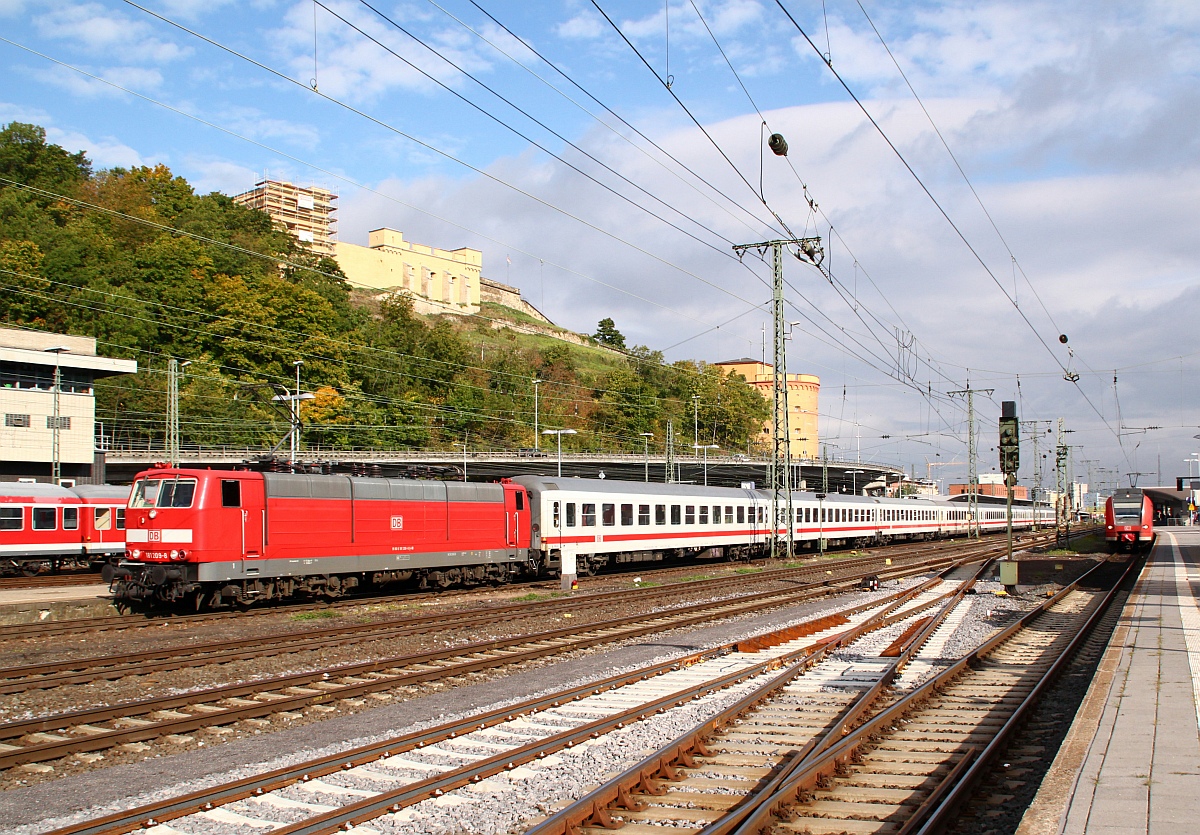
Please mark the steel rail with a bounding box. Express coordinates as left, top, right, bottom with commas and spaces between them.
0, 535, 1013, 640
526, 563, 991, 835
716, 556, 1133, 835
0, 544, 993, 690
40, 573, 948, 835
0, 558, 957, 769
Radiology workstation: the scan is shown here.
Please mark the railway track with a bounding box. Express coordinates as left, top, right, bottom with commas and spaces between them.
39, 561, 977, 835
0, 536, 1067, 774
533, 555, 1133, 835
0, 553, 965, 771
0, 543, 1008, 696
0, 572, 100, 591
0, 532, 1053, 641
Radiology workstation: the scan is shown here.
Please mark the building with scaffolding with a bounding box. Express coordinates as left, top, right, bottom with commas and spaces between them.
232, 180, 338, 256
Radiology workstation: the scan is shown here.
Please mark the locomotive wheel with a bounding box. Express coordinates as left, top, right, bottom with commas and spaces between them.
21, 563, 41, 577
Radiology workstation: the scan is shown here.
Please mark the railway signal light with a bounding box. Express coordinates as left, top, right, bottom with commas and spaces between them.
999, 401, 1020, 475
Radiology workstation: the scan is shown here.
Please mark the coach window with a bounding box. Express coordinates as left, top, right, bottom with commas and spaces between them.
33, 507, 56, 530
699, 506, 709, 525
566, 503, 576, 527
671, 505, 681, 525
713, 505, 722, 524
620, 504, 633, 526
94, 507, 111, 530
725, 506, 733, 523
116, 508, 126, 530
0, 507, 21, 530
655, 504, 666, 525
736, 506, 744, 524
552, 501, 561, 527
582, 503, 596, 526
639, 504, 651, 525
602, 503, 616, 526
63, 507, 78, 530
684, 505, 694, 525
221, 480, 241, 508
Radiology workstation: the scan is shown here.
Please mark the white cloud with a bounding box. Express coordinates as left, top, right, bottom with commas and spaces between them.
185, 157, 264, 195
45, 127, 146, 168
556, 10, 606, 40
33, 2, 190, 64
31, 64, 163, 97
0, 101, 52, 125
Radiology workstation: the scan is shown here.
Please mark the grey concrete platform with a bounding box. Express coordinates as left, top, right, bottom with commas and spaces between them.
1019, 529, 1200, 834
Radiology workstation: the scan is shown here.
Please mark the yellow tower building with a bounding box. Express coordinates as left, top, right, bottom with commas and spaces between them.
713, 359, 819, 459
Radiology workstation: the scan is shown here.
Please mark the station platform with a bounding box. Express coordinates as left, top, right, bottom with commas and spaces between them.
1020, 529, 1200, 834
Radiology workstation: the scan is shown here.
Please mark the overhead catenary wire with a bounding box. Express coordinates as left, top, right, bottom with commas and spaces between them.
117, 0, 768, 313
0, 33, 743, 341
770, 0, 1130, 464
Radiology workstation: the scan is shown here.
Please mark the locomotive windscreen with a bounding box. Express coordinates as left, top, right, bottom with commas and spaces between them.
1112, 501, 1142, 522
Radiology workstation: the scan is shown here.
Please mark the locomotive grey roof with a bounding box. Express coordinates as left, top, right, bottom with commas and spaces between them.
69, 484, 131, 500
262, 472, 502, 503
0, 482, 75, 498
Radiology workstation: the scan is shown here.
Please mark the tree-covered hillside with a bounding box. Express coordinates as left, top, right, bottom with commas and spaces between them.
0, 122, 769, 457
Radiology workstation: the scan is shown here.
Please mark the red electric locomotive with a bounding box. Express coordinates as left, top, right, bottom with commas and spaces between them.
108, 468, 533, 607
1105, 488, 1154, 553
0, 482, 129, 574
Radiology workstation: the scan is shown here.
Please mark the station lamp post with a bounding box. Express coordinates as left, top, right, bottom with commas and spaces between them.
453, 441, 468, 482
543, 429, 577, 477
43, 346, 69, 484
693, 444, 719, 486
847, 469, 865, 496
532, 378, 543, 449
692, 395, 700, 452
639, 432, 654, 482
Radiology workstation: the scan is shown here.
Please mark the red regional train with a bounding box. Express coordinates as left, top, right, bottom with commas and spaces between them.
109, 467, 1053, 607
0, 482, 130, 574
1105, 488, 1154, 552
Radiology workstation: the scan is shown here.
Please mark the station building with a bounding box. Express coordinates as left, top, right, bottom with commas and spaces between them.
712, 359, 819, 460
0, 328, 137, 484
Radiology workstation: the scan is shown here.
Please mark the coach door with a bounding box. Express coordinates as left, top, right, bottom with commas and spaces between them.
503, 485, 525, 547
221, 478, 264, 567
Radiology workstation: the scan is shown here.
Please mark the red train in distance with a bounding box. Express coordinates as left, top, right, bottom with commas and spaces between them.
0, 482, 130, 574
108, 468, 531, 607
1105, 488, 1154, 553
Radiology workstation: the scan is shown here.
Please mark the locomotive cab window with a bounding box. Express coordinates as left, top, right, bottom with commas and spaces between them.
32, 507, 56, 530
515, 492, 525, 511
63, 507, 78, 530
0, 507, 22, 530
130, 477, 198, 509
221, 480, 241, 508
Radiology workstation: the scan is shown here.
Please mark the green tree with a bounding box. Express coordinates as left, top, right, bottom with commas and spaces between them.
593, 317, 626, 349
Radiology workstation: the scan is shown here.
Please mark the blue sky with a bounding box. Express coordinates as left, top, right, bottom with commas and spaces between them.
3, 0, 1200, 491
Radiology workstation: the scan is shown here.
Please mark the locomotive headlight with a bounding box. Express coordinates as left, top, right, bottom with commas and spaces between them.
149, 510, 158, 519
169, 550, 179, 559
130, 549, 141, 558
